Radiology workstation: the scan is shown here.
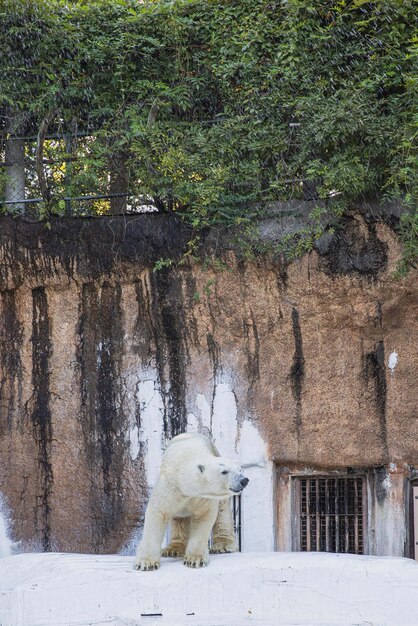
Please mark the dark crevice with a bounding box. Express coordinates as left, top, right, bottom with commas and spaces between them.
184, 272, 200, 348
375, 302, 383, 328
276, 263, 288, 292
243, 312, 260, 404
363, 340, 389, 459
133, 279, 155, 367
30, 287, 53, 552
96, 283, 123, 497
78, 281, 127, 551
152, 268, 188, 438
207, 332, 222, 429
375, 466, 389, 506
133, 277, 156, 432
290, 307, 305, 438
318, 219, 388, 277
0, 289, 23, 434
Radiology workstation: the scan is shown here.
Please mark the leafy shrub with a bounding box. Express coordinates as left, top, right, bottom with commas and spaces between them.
0, 0, 416, 267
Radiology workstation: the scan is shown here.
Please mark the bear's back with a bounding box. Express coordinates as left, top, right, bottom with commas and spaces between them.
162, 433, 219, 471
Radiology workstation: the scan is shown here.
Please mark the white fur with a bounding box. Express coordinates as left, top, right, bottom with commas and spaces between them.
133, 433, 248, 570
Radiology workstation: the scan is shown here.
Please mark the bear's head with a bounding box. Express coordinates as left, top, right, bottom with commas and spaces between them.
179, 458, 249, 499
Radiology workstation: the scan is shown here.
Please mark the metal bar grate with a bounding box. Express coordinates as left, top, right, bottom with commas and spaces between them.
298, 476, 364, 554
232, 495, 242, 552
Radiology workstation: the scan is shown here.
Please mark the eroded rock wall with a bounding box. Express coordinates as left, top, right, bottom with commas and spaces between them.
0, 214, 417, 554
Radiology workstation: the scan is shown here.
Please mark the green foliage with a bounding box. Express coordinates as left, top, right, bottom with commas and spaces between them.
153, 257, 173, 272
0, 0, 417, 267
395, 208, 418, 277
0, 168, 7, 204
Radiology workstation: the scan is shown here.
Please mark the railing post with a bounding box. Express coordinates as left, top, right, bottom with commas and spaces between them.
65, 134, 72, 216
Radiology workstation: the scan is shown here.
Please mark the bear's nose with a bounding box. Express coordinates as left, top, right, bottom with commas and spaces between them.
240, 477, 249, 487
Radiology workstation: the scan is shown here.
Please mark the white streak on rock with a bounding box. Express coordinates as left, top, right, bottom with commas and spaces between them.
388, 351, 398, 374
196, 393, 211, 432
237, 421, 274, 552
211, 383, 238, 458
137, 376, 165, 487
186, 412, 199, 432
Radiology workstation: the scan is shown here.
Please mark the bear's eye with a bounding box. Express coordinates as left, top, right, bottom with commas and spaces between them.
221, 470, 228, 475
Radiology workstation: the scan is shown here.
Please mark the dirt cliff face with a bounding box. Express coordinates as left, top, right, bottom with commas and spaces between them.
0, 214, 416, 553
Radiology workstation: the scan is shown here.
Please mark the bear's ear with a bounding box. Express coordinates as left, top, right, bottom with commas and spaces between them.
198, 464, 205, 473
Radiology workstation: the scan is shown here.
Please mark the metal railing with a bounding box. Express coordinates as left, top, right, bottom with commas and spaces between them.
232, 494, 242, 551
0, 132, 157, 218
1, 121, 324, 221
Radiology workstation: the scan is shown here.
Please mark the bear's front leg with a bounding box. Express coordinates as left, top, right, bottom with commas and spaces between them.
184, 506, 218, 568
134, 508, 168, 571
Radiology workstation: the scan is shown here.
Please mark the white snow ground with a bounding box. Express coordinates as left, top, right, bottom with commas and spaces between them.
1, 551, 417, 626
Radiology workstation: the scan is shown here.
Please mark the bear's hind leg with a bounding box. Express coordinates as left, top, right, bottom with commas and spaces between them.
161, 517, 189, 557
210, 499, 238, 554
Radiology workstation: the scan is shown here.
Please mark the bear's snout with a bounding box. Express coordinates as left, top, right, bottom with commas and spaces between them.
230, 473, 249, 493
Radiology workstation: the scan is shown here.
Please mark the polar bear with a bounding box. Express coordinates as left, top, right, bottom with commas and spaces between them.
133, 432, 249, 570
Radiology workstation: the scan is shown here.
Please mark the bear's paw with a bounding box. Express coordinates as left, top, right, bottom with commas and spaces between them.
210, 539, 237, 554
133, 556, 160, 571
183, 553, 209, 568
161, 542, 186, 558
